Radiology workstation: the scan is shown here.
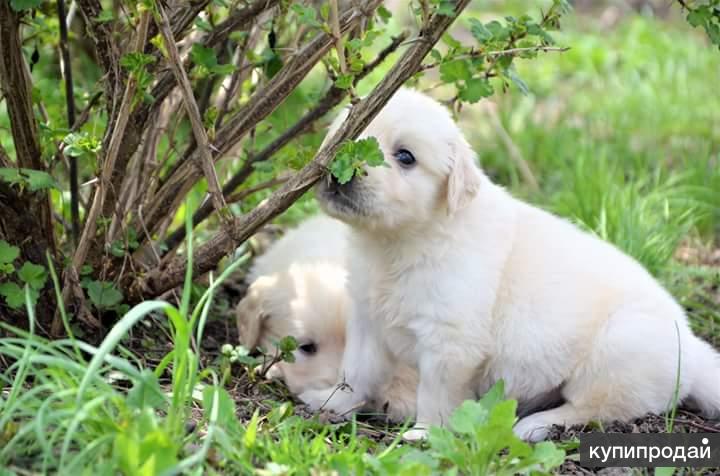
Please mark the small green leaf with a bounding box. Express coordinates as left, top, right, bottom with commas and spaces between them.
458, 77, 494, 103
17, 262, 47, 290
485, 20, 510, 41
439, 60, 472, 83
190, 44, 218, 70
0, 282, 24, 309
94, 10, 114, 23
10, 0, 43, 11
127, 369, 166, 410
687, 8, 709, 28
0, 240, 20, 265
330, 137, 386, 185
0, 168, 58, 191
468, 18, 492, 42
87, 280, 124, 309
376, 5, 392, 23
334, 73, 354, 90
291, 4, 321, 28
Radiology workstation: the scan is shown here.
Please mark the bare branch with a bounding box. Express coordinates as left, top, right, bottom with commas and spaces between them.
225, 174, 291, 205
57, 0, 80, 245
154, 2, 230, 227
0, 3, 42, 170
135, 0, 472, 297
76, 0, 122, 108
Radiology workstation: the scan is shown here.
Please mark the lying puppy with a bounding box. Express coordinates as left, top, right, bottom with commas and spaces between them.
301, 88, 720, 441
235, 215, 417, 420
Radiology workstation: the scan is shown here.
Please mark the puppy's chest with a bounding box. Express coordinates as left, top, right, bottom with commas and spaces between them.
368, 267, 440, 325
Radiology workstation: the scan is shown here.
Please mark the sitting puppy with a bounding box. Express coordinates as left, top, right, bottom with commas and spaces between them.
235, 215, 417, 421
301, 88, 720, 442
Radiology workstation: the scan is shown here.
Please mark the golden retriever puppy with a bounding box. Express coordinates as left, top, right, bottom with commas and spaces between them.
235, 215, 417, 421
300, 88, 720, 441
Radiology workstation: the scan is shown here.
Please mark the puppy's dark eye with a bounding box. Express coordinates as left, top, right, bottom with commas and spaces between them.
298, 342, 317, 355
394, 149, 416, 168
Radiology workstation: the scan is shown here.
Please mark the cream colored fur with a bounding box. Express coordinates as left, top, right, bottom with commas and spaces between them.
303, 88, 720, 441
235, 215, 417, 420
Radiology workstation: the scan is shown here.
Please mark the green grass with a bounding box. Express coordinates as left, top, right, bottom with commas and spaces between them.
3, 7, 720, 475
0, 233, 565, 475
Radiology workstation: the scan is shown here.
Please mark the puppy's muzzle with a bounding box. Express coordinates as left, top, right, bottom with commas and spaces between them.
317, 172, 367, 217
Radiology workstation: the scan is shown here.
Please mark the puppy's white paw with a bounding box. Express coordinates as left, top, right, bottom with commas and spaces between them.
402, 426, 429, 442
513, 415, 550, 442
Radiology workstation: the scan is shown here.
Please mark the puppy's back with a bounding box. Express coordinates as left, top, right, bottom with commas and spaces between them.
249, 215, 350, 281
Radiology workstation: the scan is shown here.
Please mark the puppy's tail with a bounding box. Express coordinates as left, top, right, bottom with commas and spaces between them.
686, 338, 720, 418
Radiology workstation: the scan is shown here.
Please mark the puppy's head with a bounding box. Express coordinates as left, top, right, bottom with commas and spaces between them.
316, 88, 481, 231
235, 262, 349, 394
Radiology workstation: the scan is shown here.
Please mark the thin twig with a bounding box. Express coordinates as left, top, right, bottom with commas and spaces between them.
484, 103, 539, 192
420, 45, 568, 72
154, 2, 231, 227
225, 174, 291, 205
57, 0, 80, 245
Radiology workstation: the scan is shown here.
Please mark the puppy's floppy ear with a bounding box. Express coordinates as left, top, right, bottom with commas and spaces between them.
235, 285, 269, 350
447, 138, 481, 215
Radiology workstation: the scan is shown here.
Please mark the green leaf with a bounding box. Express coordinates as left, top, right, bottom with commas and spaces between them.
330, 137, 386, 185
291, 4, 321, 28
0, 282, 24, 309
376, 5, 392, 23
440, 60, 472, 83
87, 280, 124, 309
17, 262, 47, 290
110, 241, 125, 257
532, 441, 567, 469
127, 369, 167, 410
202, 386, 238, 431
0, 240, 20, 265
0, 168, 58, 191
507, 68, 529, 95
687, 8, 709, 28
190, 44, 218, 70
468, 18, 492, 43
94, 10, 114, 23
120, 52, 155, 73
10, 0, 43, 11
334, 73, 354, 90
485, 20, 510, 41
458, 78, 494, 103
478, 380, 506, 410
63, 132, 101, 158
449, 400, 488, 434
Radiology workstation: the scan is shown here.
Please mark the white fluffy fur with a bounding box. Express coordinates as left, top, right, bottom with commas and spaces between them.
305, 88, 720, 441
235, 215, 417, 420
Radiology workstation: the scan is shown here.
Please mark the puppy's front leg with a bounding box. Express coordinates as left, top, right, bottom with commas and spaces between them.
300, 315, 393, 415
404, 351, 477, 441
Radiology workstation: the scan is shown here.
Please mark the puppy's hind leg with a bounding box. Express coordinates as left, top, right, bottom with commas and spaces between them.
516, 310, 695, 442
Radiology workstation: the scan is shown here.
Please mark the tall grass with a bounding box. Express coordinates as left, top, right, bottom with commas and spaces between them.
0, 212, 249, 474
